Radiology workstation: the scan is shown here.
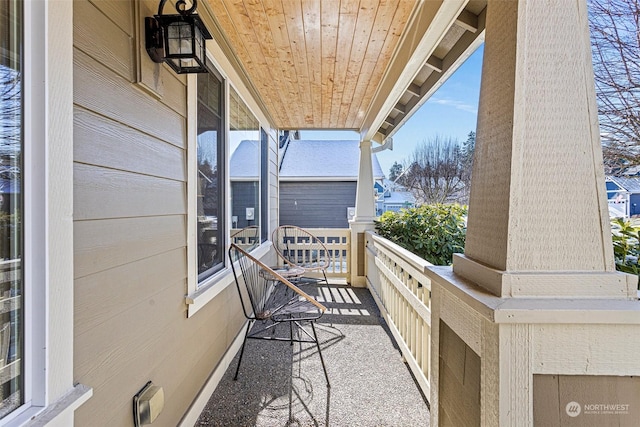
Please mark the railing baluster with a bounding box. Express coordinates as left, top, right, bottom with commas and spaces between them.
366, 232, 432, 399
290, 228, 350, 277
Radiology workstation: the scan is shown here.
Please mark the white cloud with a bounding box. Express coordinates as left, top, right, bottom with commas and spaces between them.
430, 97, 477, 114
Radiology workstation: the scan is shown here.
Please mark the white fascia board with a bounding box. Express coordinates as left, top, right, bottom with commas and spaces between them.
279, 177, 358, 182
360, 0, 468, 140
279, 176, 385, 182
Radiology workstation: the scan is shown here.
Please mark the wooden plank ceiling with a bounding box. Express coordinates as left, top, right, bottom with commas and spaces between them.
203, 0, 486, 142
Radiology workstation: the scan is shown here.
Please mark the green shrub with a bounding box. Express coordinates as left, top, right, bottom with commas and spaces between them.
611, 218, 640, 286
375, 204, 467, 265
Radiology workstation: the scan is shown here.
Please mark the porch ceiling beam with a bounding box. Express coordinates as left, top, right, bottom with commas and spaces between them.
406, 83, 422, 97
455, 9, 479, 33
360, 0, 468, 143
425, 55, 443, 73
377, 6, 487, 141
392, 103, 406, 114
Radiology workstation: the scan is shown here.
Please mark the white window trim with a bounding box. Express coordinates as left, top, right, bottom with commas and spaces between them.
186, 74, 199, 306
185, 70, 273, 318
186, 243, 271, 317
1, 1, 92, 425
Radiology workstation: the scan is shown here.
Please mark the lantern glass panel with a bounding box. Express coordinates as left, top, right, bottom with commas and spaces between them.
178, 58, 197, 68
195, 25, 205, 63
166, 21, 194, 56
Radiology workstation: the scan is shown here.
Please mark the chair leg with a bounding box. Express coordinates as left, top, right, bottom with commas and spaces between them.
311, 322, 330, 388
289, 316, 294, 346
323, 271, 335, 302
234, 320, 253, 380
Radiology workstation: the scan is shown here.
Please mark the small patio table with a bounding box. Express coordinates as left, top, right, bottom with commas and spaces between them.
259, 265, 305, 282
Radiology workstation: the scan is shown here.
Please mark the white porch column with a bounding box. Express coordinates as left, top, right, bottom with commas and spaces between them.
427, 1, 640, 426
350, 140, 376, 287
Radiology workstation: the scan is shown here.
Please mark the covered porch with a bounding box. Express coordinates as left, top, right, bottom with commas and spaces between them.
196, 281, 430, 426
21, 0, 635, 425
185, 0, 640, 424
187, 228, 434, 426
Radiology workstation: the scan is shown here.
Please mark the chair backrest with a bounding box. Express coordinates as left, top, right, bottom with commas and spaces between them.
228, 243, 326, 320
230, 226, 260, 253
271, 225, 330, 271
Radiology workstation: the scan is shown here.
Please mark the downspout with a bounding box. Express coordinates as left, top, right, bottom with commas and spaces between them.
371, 137, 393, 154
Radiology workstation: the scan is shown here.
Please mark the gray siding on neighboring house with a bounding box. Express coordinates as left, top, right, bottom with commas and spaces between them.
631, 194, 640, 216
231, 181, 259, 228
280, 181, 356, 228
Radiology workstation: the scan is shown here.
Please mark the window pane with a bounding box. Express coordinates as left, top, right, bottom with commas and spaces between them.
167, 22, 193, 55
229, 87, 260, 246
260, 129, 268, 242
197, 71, 224, 281
0, 0, 24, 418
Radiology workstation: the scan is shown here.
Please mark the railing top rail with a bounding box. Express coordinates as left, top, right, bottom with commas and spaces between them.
366, 231, 433, 274
303, 228, 351, 236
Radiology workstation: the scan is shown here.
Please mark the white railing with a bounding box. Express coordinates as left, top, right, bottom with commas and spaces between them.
285, 228, 350, 278
365, 231, 432, 398
0, 259, 20, 389
230, 226, 260, 250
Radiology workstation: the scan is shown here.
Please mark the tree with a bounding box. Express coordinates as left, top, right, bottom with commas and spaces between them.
0, 66, 21, 155
460, 131, 475, 199
402, 136, 467, 204
588, 0, 640, 172
388, 161, 403, 182
462, 131, 475, 169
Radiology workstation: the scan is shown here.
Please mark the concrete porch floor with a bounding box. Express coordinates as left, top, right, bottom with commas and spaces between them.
195, 283, 430, 426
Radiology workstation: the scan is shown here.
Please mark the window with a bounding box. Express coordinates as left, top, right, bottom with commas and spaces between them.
0, 0, 24, 418
229, 87, 260, 240
196, 69, 225, 282
187, 67, 275, 315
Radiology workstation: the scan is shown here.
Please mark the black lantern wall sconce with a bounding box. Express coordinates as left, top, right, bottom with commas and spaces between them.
145, 0, 212, 74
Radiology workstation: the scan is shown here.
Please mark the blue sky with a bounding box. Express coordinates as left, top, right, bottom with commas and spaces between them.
301, 44, 484, 177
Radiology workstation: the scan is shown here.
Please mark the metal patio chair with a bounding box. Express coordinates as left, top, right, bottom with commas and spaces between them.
229, 243, 330, 387
272, 225, 330, 286
230, 225, 259, 253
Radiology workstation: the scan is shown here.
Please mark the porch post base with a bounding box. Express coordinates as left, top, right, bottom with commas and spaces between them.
427, 266, 640, 427
349, 220, 375, 287
452, 254, 636, 300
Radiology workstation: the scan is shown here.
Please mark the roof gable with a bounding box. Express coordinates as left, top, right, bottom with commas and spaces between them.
279, 140, 384, 179
608, 176, 640, 193
230, 140, 260, 178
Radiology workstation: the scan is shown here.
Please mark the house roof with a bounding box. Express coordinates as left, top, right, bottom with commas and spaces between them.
383, 191, 415, 205
279, 140, 384, 180
200, 1, 486, 142
230, 140, 260, 179
607, 176, 640, 193
382, 178, 412, 192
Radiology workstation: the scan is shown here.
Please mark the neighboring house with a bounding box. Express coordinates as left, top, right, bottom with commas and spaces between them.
375, 179, 416, 214
606, 176, 640, 218
230, 140, 260, 229
279, 140, 384, 228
